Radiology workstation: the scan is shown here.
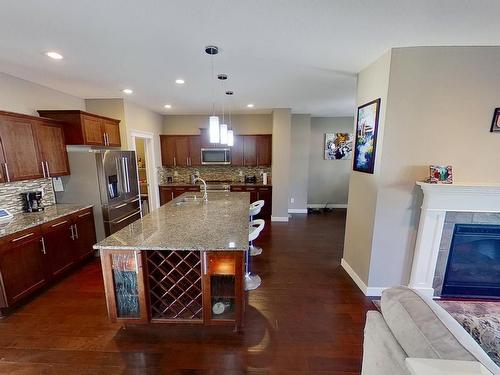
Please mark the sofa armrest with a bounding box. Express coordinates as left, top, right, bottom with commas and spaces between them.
362, 310, 410, 375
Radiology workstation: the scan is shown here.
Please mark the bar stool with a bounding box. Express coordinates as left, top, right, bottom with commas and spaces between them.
245, 219, 265, 291
249, 200, 265, 256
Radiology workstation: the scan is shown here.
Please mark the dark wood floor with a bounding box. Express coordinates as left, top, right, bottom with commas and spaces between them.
0, 210, 374, 374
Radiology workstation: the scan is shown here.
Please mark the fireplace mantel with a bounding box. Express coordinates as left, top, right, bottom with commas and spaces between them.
408, 182, 500, 297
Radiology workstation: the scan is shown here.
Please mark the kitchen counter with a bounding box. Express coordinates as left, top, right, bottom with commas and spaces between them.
94, 191, 250, 251
0, 203, 94, 239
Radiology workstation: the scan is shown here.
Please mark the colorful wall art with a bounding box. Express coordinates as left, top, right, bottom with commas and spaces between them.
353, 98, 381, 174
324, 133, 352, 160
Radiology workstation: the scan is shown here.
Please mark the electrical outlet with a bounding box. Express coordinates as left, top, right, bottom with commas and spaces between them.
290, 198, 294, 203
37, 188, 44, 198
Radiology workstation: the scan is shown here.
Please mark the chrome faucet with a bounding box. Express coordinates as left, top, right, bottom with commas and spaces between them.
194, 177, 208, 202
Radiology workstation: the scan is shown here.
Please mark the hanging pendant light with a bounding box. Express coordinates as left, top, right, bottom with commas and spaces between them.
226, 90, 234, 146
206, 45, 220, 143
218, 74, 229, 145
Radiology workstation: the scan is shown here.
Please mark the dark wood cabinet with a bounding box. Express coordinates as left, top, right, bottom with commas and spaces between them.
230, 185, 272, 218
175, 136, 190, 167
0, 113, 44, 181
160, 185, 201, 206
189, 136, 202, 166
256, 135, 272, 166
243, 136, 257, 166
230, 136, 244, 166
41, 218, 75, 278
0, 228, 46, 306
37, 110, 121, 147
160, 136, 177, 167
0, 207, 97, 316
72, 209, 97, 261
34, 119, 70, 177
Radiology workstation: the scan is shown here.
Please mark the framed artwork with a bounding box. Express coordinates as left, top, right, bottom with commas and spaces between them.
490, 108, 500, 132
429, 165, 453, 184
353, 98, 381, 174
324, 133, 352, 160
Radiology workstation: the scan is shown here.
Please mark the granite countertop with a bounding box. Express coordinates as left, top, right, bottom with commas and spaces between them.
0, 204, 93, 239
94, 192, 250, 251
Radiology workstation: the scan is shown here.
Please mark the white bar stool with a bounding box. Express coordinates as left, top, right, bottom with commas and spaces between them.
249, 200, 265, 256
245, 219, 265, 291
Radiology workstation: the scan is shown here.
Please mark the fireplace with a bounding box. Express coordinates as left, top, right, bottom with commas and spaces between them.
442, 224, 500, 299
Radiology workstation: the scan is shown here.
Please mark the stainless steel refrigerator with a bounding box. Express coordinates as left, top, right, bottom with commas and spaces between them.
55, 149, 141, 241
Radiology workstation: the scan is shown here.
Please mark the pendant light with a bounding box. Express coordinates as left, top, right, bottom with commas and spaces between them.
218, 74, 228, 145
226, 90, 234, 147
206, 45, 220, 143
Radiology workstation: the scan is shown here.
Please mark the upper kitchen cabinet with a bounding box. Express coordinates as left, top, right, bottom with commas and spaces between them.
37, 110, 121, 147
243, 136, 257, 166
237, 134, 272, 167
230, 136, 244, 166
256, 135, 272, 166
33, 119, 70, 177
160, 135, 202, 167
0, 112, 44, 181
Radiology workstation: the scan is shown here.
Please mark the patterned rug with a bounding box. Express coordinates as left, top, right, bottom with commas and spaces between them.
437, 301, 500, 366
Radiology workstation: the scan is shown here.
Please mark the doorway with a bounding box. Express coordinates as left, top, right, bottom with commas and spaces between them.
130, 130, 160, 214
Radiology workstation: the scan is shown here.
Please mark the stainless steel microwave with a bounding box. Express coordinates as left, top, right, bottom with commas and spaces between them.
201, 148, 231, 165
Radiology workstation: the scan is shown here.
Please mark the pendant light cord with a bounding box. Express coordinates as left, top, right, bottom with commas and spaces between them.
211, 54, 215, 116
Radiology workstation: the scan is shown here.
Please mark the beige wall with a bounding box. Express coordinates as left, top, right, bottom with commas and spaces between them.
163, 114, 272, 135
308, 117, 354, 206
272, 109, 292, 220
0, 73, 84, 115
343, 51, 392, 286
289, 115, 311, 211
368, 46, 500, 288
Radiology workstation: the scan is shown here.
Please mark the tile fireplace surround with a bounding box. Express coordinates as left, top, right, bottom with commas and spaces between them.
409, 182, 500, 298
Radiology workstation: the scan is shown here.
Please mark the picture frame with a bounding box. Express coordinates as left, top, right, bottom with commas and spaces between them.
353, 98, 381, 174
429, 165, 453, 184
324, 133, 352, 160
490, 108, 500, 132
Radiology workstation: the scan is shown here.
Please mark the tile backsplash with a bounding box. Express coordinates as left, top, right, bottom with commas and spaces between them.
0, 178, 56, 214
158, 166, 272, 184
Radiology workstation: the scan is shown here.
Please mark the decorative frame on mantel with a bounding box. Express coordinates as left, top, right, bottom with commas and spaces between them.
409, 181, 500, 297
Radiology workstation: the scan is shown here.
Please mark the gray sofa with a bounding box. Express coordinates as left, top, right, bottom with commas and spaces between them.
362, 286, 499, 375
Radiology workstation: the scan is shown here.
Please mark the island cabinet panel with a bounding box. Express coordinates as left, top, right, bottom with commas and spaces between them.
202, 251, 244, 329
0, 228, 46, 307
100, 250, 149, 323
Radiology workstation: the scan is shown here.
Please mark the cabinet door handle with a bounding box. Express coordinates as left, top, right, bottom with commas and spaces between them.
78, 211, 91, 218
40, 237, 46, 254
173, 157, 176, 166
134, 251, 139, 273
51, 220, 68, 228
70, 224, 75, 240
41, 162, 46, 178
202, 252, 208, 275
74, 224, 79, 239
11, 232, 34, 242
4, 163, 10, 182
45, 161, 50, 178
103, 133, 107, 145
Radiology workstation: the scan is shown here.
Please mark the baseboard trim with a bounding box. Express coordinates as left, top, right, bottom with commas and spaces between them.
340, 258, 387, 297
271, 216, 289, 222
308, 203, 348, 209
288, 209, 308, 214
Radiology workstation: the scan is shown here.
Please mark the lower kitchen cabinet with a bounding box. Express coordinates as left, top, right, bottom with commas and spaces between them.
0, 207, 97, 316
159, 185, 201, 205
230, 185, 272, 219
0, 228, 47, 307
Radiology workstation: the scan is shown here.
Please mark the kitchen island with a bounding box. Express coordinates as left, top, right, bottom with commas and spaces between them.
94, 192, 249, 330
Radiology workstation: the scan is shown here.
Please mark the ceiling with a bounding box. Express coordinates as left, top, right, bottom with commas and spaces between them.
1, 1, 500, 116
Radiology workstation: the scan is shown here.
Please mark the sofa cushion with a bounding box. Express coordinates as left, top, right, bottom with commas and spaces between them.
381, 286, 500, 375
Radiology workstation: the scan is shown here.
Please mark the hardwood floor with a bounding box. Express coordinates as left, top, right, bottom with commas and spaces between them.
0, 210, 374, 374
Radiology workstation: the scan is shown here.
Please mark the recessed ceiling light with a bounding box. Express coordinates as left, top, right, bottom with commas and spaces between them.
122, 88, 133, 94
164, 104, 172, 109
175, 79, 185, 85
45, 51, 63, 60
247, 104, 255, 108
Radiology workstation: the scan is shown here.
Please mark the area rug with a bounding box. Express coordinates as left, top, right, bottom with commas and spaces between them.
437, 300, 500, 366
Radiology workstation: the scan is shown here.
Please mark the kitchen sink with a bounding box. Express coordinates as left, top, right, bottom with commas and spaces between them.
175, 196, 203, 205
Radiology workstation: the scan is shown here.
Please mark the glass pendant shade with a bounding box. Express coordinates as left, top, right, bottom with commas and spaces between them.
209, 116, 220, 143
227, 130, 234, 147
220, 124, 228, 144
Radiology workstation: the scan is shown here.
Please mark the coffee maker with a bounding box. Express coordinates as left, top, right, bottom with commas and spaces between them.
21, 191, 44, 212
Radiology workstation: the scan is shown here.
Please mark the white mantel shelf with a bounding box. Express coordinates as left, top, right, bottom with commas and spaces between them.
409, 182, 500, 297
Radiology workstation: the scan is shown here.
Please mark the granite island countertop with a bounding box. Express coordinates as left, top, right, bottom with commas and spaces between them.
94, 192, 250, 251
0, 204, 94, 239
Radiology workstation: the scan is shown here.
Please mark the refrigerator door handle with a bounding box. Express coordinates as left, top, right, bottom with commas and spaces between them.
121, 157, 129, 193
124, 157, 131, 193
